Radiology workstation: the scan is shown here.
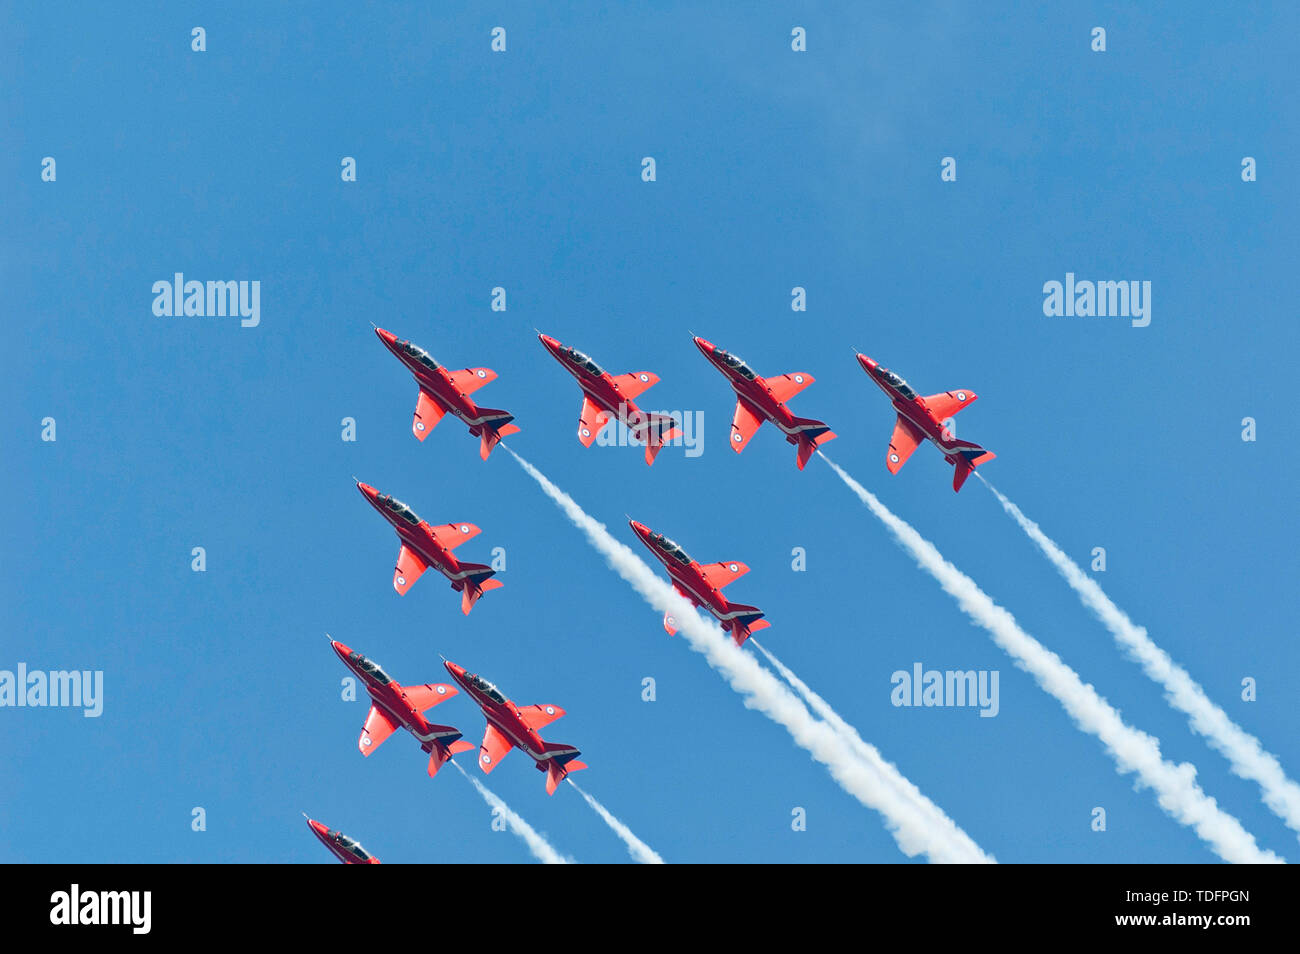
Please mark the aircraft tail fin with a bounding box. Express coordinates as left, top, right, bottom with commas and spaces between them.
541, 742, 588, 796
724, 602, 769, 646
425, 733, 472, 777
636, 413, 680, 466
793, 418, 836, 470
948, 440, 995, 492
458, 564, 503, 614
475, 410, 520, 459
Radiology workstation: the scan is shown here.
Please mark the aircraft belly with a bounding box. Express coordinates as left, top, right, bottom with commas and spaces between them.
372, 696, 413, 733
673, 577, 727, 619
403, 538, 453, 577
898, 405, 938, 440
485, 711, 540, 758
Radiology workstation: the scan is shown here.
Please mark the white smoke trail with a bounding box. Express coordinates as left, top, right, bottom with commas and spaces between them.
750, 634, 987, 850
980, 475, 1300, 843
450, 760, 572, 864
505, 446, 993, 864
751, 638, 886, 768
567, 779, 665, 864
820, 453, 1283, 864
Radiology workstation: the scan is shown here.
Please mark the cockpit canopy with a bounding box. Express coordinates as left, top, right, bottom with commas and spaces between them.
562, 346, 605, 377
649, 532, 693, 566
879, 368, 916, 400
348, 651, 395, 686
466, 673, 507, 705
715, 350, 757, 381
398, 340, 440, 373
333, 833, 373, 861
377, 494, 421, 526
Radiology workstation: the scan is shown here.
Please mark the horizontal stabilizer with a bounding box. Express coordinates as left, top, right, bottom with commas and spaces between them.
460, 571, 503, 615
542, 741, 587, 795
725, 601, 766, 628
794, 420, 836, 470
948, 440, 994, 492
476, 412, 519, 459
427, 735, 474, 778
731, 617, 771, 646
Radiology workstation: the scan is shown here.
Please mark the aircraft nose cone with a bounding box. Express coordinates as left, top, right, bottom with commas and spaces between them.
330, 639, 352, 659
692, 336, 714, 353
856, 353, 878, 371
306, 818, 329, 837
443, 660, 465, 679
537, 333, 560, 352
628, 519, 649, 537
374, 327, 397, 345
355, 481, 378, 500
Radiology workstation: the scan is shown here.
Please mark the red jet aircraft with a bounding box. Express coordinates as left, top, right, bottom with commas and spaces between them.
443, 661, 587, 795
304, 816, 381, 864
374, 327, 520, 459
854, 353, 995, 492
629, 520, 770, 646
693, 336, 835, 470
356, 481, 503, 614
331, 639, 474, 777
537, 333, 681, 465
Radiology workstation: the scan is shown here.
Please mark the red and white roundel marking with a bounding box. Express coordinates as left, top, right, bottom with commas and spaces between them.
732, 432, 743, 442
729, 563, 739, 572
362, 735, 372, 747
481, 753, 492, 765
436, 685, 447, 695
889, 453, 899, 464
396, 575, 407, 586
956, 391, 967, 401
581, 427, 591, 438
794, 374, 804, 383
639, 373, 649, 382
477, 369, 487, 378
460, 524, 470, 533
545, 706, 555, 715
416, 421, 425, 431
666, 615, 676, 627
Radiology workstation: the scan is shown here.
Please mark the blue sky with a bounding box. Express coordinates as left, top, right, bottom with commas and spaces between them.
3, 3, 1297, 863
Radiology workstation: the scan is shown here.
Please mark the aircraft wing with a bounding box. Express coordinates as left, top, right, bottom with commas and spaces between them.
359, 705, 400, 755
478, 724, 513, 773
887, 414, 926, 474
730, 399, 764, 452
698, 561, 750, 590
518, 704, 566, 732
761, 372, 814, 404
921, 390, 978, 421
609, 371, 658, 401
394, 544, 428, 595
578, 395, 609, 447
427, 523, 483, 550
402, 683, 458, 712
447, 368, 497, 395
412, 388, 446, 441
663, 582, 695, 635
